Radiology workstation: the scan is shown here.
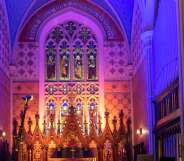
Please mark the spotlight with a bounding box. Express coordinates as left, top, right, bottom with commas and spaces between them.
136, 128, 142, 135
136, 128, 147, 135
2, 131, 6, 138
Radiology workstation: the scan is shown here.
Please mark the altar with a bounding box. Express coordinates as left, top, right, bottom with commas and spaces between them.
48, 158, 96, 161
13, 97, 132, 161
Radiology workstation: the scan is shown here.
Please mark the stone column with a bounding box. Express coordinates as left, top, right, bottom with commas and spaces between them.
176, 0, 184, 133
9, 65, 16, 152
141, 30, 154, 154
176, 0, 184, 160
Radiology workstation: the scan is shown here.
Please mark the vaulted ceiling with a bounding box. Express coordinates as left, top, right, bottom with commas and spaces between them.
5, 0, 134, 47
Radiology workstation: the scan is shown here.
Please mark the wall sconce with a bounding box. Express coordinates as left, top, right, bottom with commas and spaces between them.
136, 128, 147, 135
0, 130, 6, 141
2, 131, 6, 138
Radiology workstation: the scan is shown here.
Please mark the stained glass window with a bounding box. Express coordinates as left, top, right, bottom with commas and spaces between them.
87, 40, 97, 80
73, 41, 83, 80
88, 98, 98, 127
59, 41, 70, 80
79, 27, 90, 43
45, 21, 99, 130
47, 99, 56, 127
75, 98, 83, 130
45, 21, 98, 81
61, 100, 69, 117
45, 41, 56, 80
76, 98, 83, 115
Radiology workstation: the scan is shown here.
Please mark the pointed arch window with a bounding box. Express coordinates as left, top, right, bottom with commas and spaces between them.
45, 21, 98, 81
61, 99, 69, 117
45, 41, 57, 80
73, 40, 84, 80
46, 98, 56, 128
88, 98, 98, 127
87, 40, 97, 80
44, 21, 100, 130
59, 40, 70, 80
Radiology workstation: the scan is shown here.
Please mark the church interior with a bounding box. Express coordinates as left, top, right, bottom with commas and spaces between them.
0, 0, 184, 161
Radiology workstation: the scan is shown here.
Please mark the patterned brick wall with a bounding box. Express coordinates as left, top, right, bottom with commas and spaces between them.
103, 40, 132, 130
131, 1, 149, 150
0, 0, 11, 143
104, 41, 133, 81
13, 42, 39, 130
12, 18, 133, 134
132, 57, 149, 150
13, 42, 39, 81
0, 69, 10, 141
13, 82, 39, 130
104, 81, 131, 129
131, 2, 143, 69
0, 0, 9, 74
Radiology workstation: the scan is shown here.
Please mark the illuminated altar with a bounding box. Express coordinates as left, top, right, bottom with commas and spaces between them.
12, 95, 132, 161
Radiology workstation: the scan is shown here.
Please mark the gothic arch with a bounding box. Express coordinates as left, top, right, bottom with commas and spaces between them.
17, 0, 125, 43
13, 0, 131, 130
38, 10, 106, 127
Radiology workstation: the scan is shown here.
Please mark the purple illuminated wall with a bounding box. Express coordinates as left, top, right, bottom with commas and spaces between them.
131, 1, 149, 151
11, 2, 133, 134
153, 0, 179, 96
0, 0, 11, 143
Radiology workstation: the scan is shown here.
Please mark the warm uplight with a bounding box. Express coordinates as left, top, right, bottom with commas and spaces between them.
2, 131, 6, 138
136, 128, 147, 135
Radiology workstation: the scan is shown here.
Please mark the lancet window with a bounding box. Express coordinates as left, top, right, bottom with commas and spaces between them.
44, 21, 99, 131
45, 21, 98, 81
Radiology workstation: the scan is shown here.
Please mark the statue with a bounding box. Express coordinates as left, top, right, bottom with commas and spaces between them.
74, 54, 83, 79
47, 53, 56, 79
88, 54, 96, 80
60, 54, 69, 79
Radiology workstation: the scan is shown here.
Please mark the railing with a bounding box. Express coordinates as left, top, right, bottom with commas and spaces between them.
155, 86, 179, 122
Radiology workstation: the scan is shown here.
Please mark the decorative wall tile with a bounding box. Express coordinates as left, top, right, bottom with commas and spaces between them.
14, 42, 39, 81
104, 81, 130, 93
0, 1, 9, 74
104, 81, 131, 129
13, 82, 39, 129
44, 82, 100, 115
13, 93, 39, 130
13, 82, 39, 94
104, 41, 133, 80
0, 0, 11, 142
131, 2, 143, 70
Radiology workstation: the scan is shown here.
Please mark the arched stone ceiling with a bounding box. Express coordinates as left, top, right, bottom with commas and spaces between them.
5, 0, 134, 47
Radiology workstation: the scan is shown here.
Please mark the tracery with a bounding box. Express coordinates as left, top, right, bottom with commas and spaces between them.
45, 21, 99, 131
